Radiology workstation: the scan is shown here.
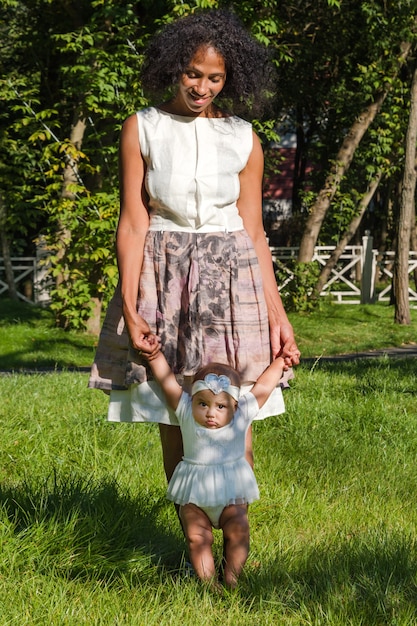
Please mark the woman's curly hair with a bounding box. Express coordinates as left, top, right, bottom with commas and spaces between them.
140, 9, 274, 118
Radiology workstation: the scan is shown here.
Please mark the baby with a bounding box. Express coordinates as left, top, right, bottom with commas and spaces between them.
143, 337, 285, 588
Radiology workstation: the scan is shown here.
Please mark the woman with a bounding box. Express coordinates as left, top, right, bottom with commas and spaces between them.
89, 9, 300, 481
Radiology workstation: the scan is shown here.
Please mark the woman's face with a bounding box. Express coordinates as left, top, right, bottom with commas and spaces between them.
173, 45, 226, 116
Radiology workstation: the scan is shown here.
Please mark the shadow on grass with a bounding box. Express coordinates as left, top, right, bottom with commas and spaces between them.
0, 298, 54, 326
0, 298, 96, 370
0, 470, 186, 584
0, 337, 95, 371
242, 532, 417, 623
301, 355, 417, 393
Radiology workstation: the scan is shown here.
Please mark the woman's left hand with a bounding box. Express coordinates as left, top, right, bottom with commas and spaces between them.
271, 322, 301, 368
139, 333, 161, 361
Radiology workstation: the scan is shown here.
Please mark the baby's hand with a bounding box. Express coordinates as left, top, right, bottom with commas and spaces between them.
146, 333, 160, 347
140, 333, 161, 360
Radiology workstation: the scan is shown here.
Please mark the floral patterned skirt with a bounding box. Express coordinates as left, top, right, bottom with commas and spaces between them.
88, 229, 280, 424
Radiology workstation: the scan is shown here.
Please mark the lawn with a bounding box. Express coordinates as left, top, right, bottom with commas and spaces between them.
0, 298, 416, 370
0, 299, 417, 625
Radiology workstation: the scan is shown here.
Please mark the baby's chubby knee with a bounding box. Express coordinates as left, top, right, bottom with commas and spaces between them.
219, 504, 250, 541
180, 503, 215, 547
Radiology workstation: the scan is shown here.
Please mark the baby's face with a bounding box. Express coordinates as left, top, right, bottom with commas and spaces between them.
191, 389, 237, 429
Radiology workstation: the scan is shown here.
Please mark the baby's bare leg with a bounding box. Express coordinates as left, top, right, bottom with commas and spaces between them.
180, 503, 216, 582
219, 504, 250, 588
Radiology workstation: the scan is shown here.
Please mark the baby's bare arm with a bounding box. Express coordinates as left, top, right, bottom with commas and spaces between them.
251, 357, 285, 409
142, 337, 182, 410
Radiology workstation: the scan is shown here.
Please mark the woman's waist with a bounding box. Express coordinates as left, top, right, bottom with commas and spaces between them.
148, 208, 244, 232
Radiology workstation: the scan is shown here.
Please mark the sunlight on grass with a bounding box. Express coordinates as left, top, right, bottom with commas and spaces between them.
1, 299, 417, 623
0, 357, 416, 624
291, 303, 417, 358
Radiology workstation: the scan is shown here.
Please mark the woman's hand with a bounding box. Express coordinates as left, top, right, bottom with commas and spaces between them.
270, 322, 301, 368
141, 333, 162, 361
125, 312, 161, 359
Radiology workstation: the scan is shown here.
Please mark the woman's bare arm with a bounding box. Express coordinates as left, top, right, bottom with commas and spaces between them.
116, 114, 158, 357
237, 132, 300, 366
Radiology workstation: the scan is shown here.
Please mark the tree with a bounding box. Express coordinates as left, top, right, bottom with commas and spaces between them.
313, 167, 383, 298
393, 60, 417, 325
1, 0, 152, 328
297, 89, 389, 262
293, 7, 417, 261
0, 193, 18, 300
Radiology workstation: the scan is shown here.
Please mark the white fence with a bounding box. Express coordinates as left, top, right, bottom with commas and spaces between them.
271, 238, 417, 304
2, 242, 417, 305
0, 256, 51, 304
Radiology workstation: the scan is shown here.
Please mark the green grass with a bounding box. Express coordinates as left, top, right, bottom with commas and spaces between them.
0, 299, 97, 370
1, 298, 417, 624
1, 299, 416, 370
292, 302, 417, 358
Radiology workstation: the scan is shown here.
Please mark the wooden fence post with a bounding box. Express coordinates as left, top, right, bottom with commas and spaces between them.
361, 232, 375, 304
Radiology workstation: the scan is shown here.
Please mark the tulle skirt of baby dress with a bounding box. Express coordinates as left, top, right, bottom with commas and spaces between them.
167, 456, 260, 509
88, 229, 285, 425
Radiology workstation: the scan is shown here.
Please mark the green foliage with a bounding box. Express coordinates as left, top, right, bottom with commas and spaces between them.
276, 260, 322, 312
1, 0, 417, 330
270, 0, 417, 254
0, 0, 149, 329
45, 192, 120, 329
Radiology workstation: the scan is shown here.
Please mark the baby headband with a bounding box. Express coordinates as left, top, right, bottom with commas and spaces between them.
191, 373, 240, 402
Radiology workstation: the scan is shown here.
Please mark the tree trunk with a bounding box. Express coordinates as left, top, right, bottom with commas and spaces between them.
0, 194, 18, 300
298, 41, 413, 263
56, 115, 87, 285
298, 93, 386, 262
313, 170, 383, 296
54, 116, 87, 328
86, 297, 102, 335
394, 62, 417, 325
410, 176, 417, 291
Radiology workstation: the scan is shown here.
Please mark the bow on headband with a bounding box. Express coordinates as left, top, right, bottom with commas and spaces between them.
191, 373, 240, 401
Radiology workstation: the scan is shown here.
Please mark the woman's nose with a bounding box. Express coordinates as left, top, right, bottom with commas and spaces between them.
195, 78, 208, 94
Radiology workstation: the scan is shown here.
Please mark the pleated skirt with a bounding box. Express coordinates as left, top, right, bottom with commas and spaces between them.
88, 229, 283, 425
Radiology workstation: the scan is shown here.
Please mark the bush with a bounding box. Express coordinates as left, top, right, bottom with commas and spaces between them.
276, 260, 321, 313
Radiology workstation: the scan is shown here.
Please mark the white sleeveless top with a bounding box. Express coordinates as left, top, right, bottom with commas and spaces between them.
136, 107, 253, 232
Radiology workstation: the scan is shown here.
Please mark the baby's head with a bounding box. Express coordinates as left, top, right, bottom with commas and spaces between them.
191, 363, 241, 429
